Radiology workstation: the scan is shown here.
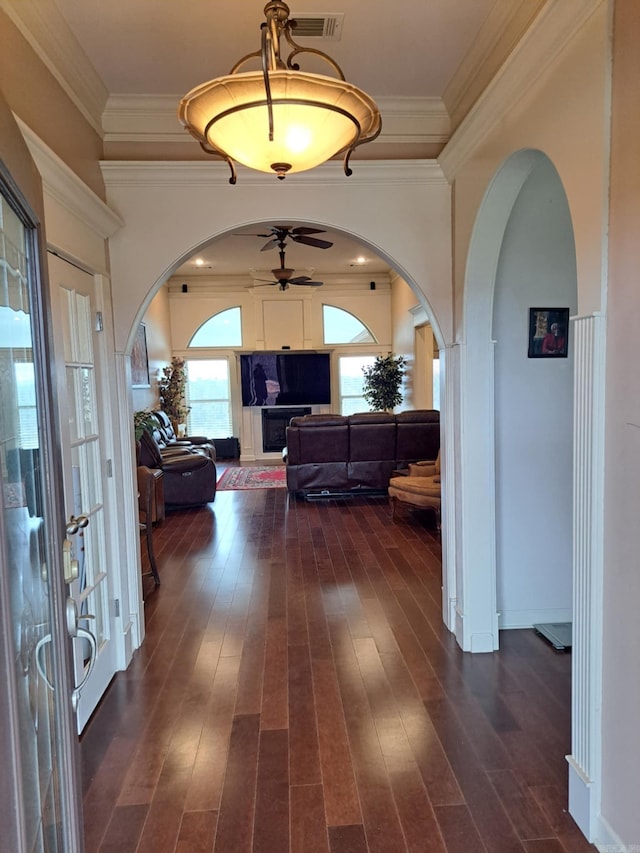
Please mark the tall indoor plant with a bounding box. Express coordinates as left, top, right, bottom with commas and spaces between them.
362, 352, 407, 412
158, 357, 190, 433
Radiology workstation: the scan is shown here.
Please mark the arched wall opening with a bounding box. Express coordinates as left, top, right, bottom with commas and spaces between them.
124, 217, 447, 357
130, 218, 449, 461
102, 162, 456, 656
456, 149, 577, 652
492, 156, 576, 629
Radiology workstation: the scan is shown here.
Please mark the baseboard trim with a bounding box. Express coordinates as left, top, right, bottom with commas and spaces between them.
594, 813, 627, 852
567, 755, 597, 843
498, 608, 572, 629
454, 608, 498, 653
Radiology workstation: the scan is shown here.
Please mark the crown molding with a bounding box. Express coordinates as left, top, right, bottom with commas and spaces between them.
438, 0, 605, 179
16, 117, 123, 238
443, 0, 547, 129
102, 94, 450, 147
2, 0, 108, 136
99, 159, 448, 188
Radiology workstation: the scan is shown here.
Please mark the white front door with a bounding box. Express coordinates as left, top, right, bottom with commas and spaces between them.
48, 253, 119, 732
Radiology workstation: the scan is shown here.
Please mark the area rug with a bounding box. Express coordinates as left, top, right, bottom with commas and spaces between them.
217, 466, 287, 490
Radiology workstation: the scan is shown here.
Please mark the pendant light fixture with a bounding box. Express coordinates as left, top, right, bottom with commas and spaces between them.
178, 1, 381, 183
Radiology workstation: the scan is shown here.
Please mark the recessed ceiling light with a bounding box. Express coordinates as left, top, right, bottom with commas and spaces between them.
194, 258, 205, 267
349, 256, 367, 267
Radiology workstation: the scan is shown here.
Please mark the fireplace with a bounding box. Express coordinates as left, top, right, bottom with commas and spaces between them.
262, 407, 311, 453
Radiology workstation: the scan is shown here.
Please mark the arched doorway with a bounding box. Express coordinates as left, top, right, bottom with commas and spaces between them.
455, 149, 577, 653
459, 148, 604, 835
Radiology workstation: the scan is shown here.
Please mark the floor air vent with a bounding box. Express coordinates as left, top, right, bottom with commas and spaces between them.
291, 14, 344, 40
533, 622, 572, 651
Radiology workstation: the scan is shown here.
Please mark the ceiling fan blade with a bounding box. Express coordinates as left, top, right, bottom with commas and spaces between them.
288, 275, 312, 284
292, 235, 333, 249
290, 227, 326, 236
260, 239, 277, 251
291, 280, 324, 287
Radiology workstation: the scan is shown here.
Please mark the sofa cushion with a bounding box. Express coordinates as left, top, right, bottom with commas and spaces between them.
395, 409, 440, 466
286, 414, 349, 465
348, 413, 396, 462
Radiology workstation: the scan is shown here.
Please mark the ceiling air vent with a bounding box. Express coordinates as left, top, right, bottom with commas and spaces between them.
291, 13, 344, 40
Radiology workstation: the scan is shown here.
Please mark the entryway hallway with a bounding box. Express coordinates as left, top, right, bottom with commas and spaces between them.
80, 481, 594, 852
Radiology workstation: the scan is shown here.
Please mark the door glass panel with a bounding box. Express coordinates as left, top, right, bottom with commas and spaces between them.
0, 187, 73, 848
80, 367, 97, 435
83, 524, 107, 646
65, 366, 79, 441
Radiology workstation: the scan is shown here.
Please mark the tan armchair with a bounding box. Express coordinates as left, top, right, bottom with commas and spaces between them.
388, 452, 441, 529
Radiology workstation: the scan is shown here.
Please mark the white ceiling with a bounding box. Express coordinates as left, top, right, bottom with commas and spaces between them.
41, 0, 498, 279
51, 0, 496, 98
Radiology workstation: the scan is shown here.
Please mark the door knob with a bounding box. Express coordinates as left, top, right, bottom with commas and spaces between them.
66, 514, 89, 536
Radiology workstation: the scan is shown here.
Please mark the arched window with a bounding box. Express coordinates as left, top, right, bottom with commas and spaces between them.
189, 307, 242, 347
322, 305, 375, 344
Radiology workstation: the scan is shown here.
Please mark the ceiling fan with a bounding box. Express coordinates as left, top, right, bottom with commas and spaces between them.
255, 244, 324, 291
240, 225, 334, 252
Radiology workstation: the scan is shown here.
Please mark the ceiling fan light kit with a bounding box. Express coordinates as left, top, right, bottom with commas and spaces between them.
178, 1, 381, 183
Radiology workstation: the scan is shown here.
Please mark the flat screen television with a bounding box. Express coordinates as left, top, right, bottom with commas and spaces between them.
240, 351, 331, 407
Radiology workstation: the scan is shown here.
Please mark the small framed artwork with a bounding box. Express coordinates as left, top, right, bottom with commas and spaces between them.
131, 323, 151, 387
528, 307, 569, 358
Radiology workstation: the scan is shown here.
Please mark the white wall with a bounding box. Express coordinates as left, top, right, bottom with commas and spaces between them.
100, 161, 452, 356
391, 274, 423, 410
131, 285, 171, 412
600, 1, 640, 845
442, 1, 632, 844
441, 3, 609, 649
492, 159, 576, 627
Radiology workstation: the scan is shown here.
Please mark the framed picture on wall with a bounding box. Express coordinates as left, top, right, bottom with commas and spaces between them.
131, 323, 150, 387
527, 307, 569, 358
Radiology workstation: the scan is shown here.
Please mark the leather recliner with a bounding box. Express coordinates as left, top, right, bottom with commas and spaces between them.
137, 429, 217, 508
151, 410, 216, 461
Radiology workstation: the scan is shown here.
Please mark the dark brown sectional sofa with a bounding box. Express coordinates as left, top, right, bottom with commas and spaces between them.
284, 410, 440, 496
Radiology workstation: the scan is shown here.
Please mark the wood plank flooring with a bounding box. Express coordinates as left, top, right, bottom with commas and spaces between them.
81, 470, 595, 852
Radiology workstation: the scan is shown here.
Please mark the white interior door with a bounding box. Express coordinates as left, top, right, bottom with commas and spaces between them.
48, 253, 118, 732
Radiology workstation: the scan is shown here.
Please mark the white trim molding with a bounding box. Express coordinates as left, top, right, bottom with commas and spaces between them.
99, 158, 449, 189
102, 94, 450, 149
15, 117, 123, 241
440, 343, 458, 633
3, 0, 108, 135
439, 0, 605, 179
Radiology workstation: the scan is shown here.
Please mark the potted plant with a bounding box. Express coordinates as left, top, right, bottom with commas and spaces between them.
134, 410, 159, 440
362, 352, 407, 412
158, 357, 191, 434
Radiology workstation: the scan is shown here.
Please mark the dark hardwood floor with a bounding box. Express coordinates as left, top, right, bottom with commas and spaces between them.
81, 466, 595, 852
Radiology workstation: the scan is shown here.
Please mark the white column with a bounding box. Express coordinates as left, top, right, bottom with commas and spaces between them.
567, 313, 605, 841
439, 343, 458, 632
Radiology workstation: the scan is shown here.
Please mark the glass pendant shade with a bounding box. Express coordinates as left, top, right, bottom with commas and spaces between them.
179, 70, 380, 178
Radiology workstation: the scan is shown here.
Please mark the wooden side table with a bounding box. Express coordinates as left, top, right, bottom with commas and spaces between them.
137, 466, 162, 585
